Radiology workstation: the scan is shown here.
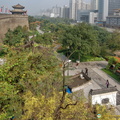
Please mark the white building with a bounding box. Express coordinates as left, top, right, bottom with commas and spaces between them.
76, 0, 83, 10
89, 12, 98, 24
69, 0, 76, 20
51, 6, 61, 18
50, 13, 55, 18
98, 0, 108, 21
69, 0, 91, 20
86, 3, 91, 10
90, 87, 118, 106
91, 0, 98, 10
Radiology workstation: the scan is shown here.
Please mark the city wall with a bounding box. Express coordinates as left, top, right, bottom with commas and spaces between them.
0, 14, 29, 42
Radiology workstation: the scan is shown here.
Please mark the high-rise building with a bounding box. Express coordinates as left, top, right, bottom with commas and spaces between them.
69, 0, 90, 20
91, 0, 98, 10
77, 10, 98, 24
76, 0, 83, 10
60, 7, 63, 18
51, 5, 61, 17
85, 3, 91, 10
69, 0, 76, 19
108, 0, 120, 15
63, 5, 69, 18
98, 0, 108, 21
75, 0, 83, 20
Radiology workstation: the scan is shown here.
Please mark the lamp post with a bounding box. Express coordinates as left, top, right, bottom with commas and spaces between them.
67, 59, 71, 76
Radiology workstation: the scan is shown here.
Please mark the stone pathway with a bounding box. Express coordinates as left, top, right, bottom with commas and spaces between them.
92, 68, 120, 90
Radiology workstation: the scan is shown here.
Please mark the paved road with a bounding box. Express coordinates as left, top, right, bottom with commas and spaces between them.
36, 26, 44, 34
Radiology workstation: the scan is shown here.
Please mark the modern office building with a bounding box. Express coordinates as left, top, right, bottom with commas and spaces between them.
75, 0, 83, 20
69, 0, 91, 20
51, 6, 61, 17
85, 3, 91, 10
108, 0, 120, 15
60, 7, 63, 18
76, 0, 83, 10
98, 0, 108, 21
91, 0, 98, 10
69, 0, 76, 19
106, 9, 120, 27
77, 10, 98, 24
63, 5, 69, 18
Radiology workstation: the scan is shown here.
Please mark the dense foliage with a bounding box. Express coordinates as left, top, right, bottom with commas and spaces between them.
3, 26, 29, 46
33, 33, 53, 45
0, 48, 62, 119
0, 48, 116, 120
58, 23, 120, 60
0, 17, 120, 119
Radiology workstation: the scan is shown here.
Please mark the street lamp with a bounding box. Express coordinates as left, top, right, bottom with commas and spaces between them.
67, 59, 71, 76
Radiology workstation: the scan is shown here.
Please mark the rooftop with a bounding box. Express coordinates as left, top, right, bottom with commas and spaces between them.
107, 16, 120, 18
90, 87, 118, 95
12, 4, 25, 9
68, 72, 91, 88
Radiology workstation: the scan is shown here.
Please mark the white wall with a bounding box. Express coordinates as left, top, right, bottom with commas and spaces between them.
92, 92, 117, 106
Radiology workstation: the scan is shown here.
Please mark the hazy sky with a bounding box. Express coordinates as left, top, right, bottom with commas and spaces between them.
0, 0, 90, 15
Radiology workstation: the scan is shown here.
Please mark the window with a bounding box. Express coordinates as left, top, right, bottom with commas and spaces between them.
102, 98, 109, 104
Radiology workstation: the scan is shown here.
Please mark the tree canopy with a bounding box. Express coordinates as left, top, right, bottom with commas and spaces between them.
3, 26, 29, 46
0, 17, 119, 119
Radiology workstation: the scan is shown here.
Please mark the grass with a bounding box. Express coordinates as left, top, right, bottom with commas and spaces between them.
57, 49, 105, 62
102, 68, 120, 82
80, 55, 105, 62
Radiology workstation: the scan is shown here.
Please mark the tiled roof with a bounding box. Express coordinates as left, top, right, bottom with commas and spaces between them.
68, 72, 91, 88
90, 87, 118, 95
12, 4, 25, 9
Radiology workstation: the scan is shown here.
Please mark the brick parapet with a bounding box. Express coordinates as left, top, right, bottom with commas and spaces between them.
0, 14, 29, 42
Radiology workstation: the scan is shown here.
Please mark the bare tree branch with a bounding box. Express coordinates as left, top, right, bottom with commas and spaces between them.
60, 101, 78, 109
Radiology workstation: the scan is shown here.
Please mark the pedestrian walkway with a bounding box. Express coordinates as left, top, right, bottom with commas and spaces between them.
92, 68, 120, 91
88, 68, 112, 88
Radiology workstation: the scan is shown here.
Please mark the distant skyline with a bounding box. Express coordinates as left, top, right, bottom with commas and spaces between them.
0, 0, 90, 15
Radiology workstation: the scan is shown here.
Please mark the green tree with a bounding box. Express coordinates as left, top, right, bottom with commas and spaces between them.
60, 23, 100, 60
107, 57, 117, 70
108, 30, 120, 51
34, 33, 53, 45
0, 47, 116, 120
0, 47, 62, 119
3, 26, 29, 46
